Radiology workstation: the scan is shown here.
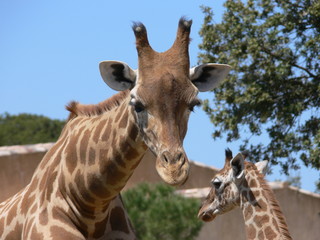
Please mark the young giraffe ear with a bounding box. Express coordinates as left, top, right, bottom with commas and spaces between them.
190, 63, 231, 92
230, 153, 245, 179
255, 160, 269, 176
99, 61, 136, 91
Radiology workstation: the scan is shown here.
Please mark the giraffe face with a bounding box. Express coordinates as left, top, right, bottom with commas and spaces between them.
198, 150, 244, 221
129, 71, 199, 185
99, 18, 231, 186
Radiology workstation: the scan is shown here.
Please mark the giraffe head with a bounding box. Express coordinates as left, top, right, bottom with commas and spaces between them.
99, 18, 231, 186
198, 149, 268, 221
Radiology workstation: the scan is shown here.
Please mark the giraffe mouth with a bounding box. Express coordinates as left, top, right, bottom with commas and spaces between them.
155, 149, 190, 186
155, 158, 190, 186
198, 209, 219, 222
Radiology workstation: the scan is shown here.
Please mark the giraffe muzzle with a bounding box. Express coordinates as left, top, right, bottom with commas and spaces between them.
155, 150, 190, 186
198, 207, 219, 222
198, 210, 216, 222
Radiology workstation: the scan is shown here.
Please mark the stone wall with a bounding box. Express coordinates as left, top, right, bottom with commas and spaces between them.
0, 143, 52, 202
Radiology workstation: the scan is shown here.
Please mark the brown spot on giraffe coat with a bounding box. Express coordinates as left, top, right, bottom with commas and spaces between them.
105, 162, 127, 186
79, 129, 90, 164
39, 208, 48, 226
65, 130, 82, 174
119, 110, 128, 129
93, 119, 108, 143
110, 206, 130, 234
74, 170, 95, 204
247, 224, 256, 239
250, 179, 257, 188
88, 147, 96, 166
93, 217, 109, 238
254, 214, 270, 228
265, 226, 277, 239
30, 224, 44, 240
50, 226, 85, 240
243, 204, 254, 221
88, 174, 110, 199
101, 119, 112, 142
5, 223, 23, 239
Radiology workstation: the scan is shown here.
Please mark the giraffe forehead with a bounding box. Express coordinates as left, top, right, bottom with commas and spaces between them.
136, 52, 191, 90
139, 50, 189, 73
134, 74, 197, 106
217, 165, 233, 178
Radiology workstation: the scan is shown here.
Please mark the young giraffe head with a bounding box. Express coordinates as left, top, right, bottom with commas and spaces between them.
198, 149, 268, 221
99, 17, 231, 185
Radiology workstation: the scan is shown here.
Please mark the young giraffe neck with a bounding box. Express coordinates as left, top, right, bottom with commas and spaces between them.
239, 168, 292, 240
33, 91, 147, 237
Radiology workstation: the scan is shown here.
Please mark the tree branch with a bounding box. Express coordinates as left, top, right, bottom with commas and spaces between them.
261, 46, 317, 78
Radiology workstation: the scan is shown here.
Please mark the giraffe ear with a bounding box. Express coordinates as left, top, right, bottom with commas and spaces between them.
190, 63, 231, 92
255, 160, 269, 176
99, 61, 136, 91
230, 153, 245, 179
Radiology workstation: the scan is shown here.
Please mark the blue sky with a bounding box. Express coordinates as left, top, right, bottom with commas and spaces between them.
0, 0, 318, 191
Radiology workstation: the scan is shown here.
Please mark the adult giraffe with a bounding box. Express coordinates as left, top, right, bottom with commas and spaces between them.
0, 18, 230, 239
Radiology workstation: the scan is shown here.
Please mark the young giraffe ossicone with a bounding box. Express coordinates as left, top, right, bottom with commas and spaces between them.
198, 149, 292, 240
0, 18, 231, 239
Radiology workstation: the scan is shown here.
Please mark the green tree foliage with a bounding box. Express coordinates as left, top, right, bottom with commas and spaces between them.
199, 0, 320, 175
0, 113, 65, 146
122, 183, 203, 240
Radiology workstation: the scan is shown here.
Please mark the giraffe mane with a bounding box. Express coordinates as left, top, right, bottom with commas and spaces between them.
66, 90, 130, 121
252, 165, 292, 239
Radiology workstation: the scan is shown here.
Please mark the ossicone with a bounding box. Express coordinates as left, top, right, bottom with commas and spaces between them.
225, 148, 233, 161
132, 21, 152, 51
178, 17, 192, 32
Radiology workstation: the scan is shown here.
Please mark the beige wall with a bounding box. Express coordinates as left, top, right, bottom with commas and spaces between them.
0, 152, 44, 202
0, 144, 319, 240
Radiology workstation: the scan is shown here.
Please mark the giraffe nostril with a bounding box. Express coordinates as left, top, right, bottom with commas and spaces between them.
179, 155, 186, 166
176, 151, 187, 166
161, 151, 171, 164
161, 151, 186, 165
163, 154, 169, 163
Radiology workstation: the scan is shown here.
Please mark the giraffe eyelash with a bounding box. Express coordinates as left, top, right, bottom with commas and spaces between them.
129, 97, 146, 113
189, 99, 202, 112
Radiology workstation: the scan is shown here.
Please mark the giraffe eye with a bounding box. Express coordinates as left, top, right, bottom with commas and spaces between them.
130, 98, 145, 113
212, 179, 222, 189
134, 102, 145, 113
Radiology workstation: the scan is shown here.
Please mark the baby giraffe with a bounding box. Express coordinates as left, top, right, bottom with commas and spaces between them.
198, 149, 292, 240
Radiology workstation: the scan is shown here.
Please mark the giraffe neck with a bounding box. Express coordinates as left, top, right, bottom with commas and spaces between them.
239, 170, 292, 240
34, 93, 147, 237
